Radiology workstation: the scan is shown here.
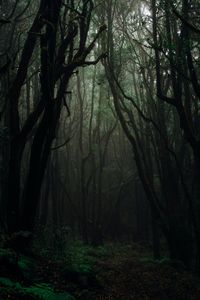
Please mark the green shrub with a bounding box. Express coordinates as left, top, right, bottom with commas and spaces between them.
0, 277, 76, 300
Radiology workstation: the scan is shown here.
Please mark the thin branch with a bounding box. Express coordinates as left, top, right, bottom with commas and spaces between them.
83, 53, 107, 66
51, 137, 71, 150
173, 9, 200, 35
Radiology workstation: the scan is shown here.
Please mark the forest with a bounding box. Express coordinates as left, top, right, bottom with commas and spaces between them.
0, 0, 200, 299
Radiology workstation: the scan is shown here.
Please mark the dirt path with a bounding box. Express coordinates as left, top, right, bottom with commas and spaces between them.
82, 249, 200, 300
1, 244, 200, 300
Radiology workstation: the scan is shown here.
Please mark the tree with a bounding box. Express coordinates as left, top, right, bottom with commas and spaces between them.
2, 0, 106, 234
100, 0, 198, 266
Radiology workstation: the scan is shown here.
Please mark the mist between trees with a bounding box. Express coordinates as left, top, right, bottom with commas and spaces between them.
0, 0, 200, 273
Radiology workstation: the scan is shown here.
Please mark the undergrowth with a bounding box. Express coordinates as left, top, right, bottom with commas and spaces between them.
0, 277, 75, 300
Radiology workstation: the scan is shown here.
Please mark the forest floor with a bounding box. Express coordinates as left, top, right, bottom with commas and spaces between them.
1, 241, 200, 300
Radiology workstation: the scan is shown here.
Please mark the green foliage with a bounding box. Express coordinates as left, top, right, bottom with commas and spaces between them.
158, 256, 171, 265
139, 256, 155, 264
139, 255, 186, 271
64, 240, 94, 275
158, 257, 186, 270
0, 248, 9, 257
0, 277, 14, 287
25, 284, 75, 300
0, 248, 18, 264
0, 277, 75, 300
0, 248, 38, 281
18, 255, 36, 280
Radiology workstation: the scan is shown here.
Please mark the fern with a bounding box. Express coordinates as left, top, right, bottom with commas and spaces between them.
0, 277, 75, 300
18, 255, 36, 280
25, 283, 75, 300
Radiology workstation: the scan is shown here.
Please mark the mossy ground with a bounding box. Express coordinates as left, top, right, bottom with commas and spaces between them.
0, 241, 200, 300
